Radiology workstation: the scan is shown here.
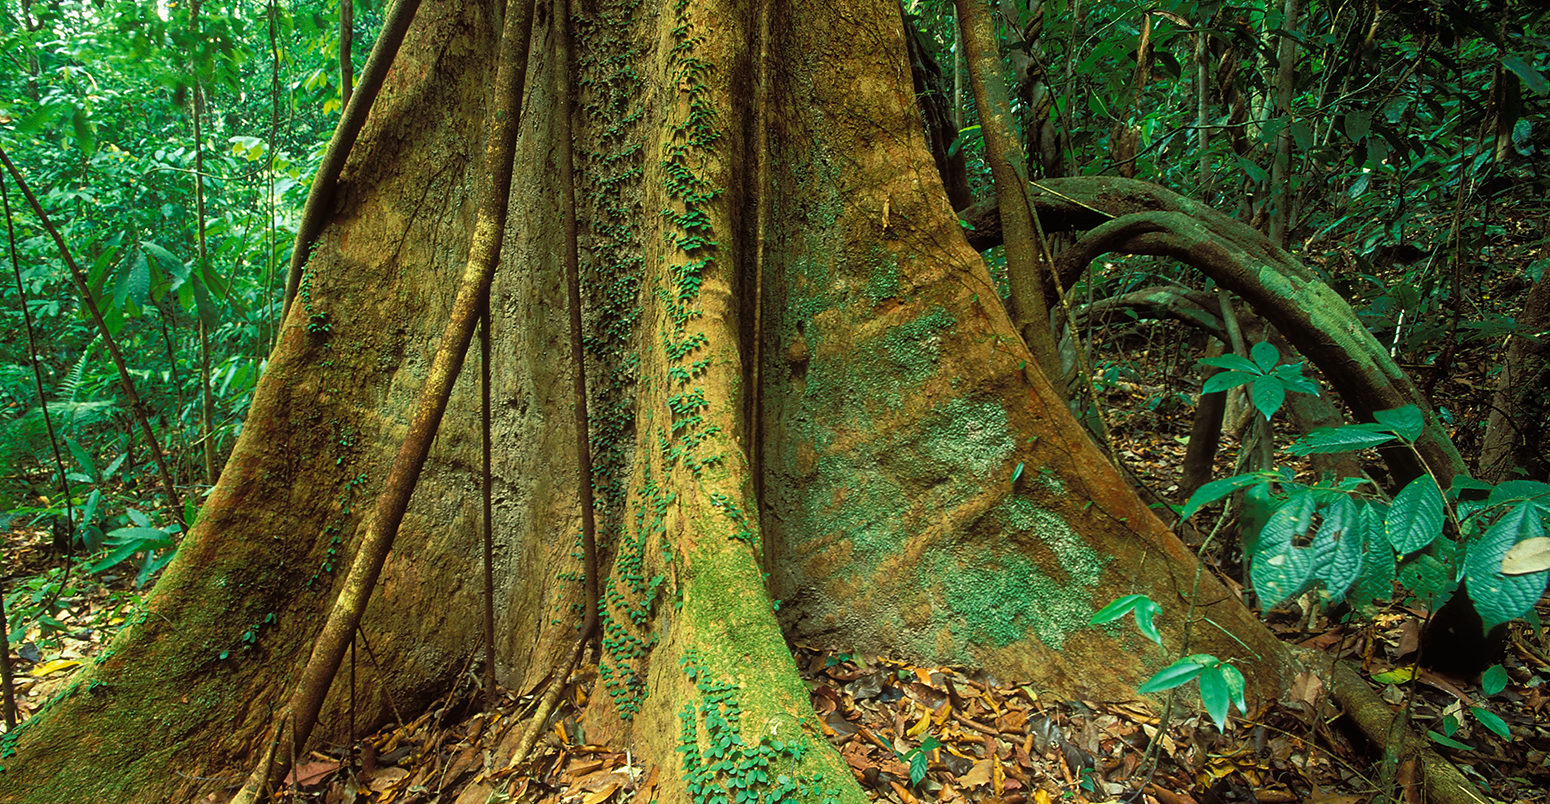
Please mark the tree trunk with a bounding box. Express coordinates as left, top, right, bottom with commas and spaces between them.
1480, 272, 1550, 482
0, 0, 1300, 801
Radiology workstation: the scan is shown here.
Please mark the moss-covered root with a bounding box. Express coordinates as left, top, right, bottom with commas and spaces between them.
1325, 657, 1499, 804
647, 535, 867, 804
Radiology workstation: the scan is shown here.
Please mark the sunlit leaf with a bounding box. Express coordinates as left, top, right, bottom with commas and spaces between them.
1198, 353, 1260, 374
1089, 594, 1163, 644
1481, 664, 1509, 696
1250, 375, 1285, 421
1249, 341, 1280, 372
1426, 730, 1472, 751
1503, 55, 1550, 95
1198, 663, 1231, 729
1313, 496, 1362, 598
1202, 371, 1256, 394
1138, 654, 1213, 694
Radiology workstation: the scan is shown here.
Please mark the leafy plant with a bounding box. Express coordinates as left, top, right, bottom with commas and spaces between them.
1198, 341, 1320, 421
1138, 653, 1248, 731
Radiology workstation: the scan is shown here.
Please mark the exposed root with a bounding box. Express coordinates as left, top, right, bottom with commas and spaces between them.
1322, 653, 1497, 804
501, 639, 586, 777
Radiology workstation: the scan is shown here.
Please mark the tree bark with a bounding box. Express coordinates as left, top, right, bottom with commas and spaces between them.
953, 0, 1063, 381
1480, 272, 1550, 482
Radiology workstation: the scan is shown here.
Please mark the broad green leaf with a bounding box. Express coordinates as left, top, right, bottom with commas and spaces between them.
88, 541, 149, 574
127, 248, 150, 309
1249, 375, 1285, 421
1470, 706, 1510, 739
142, 241, 189, 288
1288, 425, 1396, 456
1503, 55, 1550, 95
1138, 655, 1213, 694
1010, 462, 1024, 484
71, 107, 97, 158
1090, 594, 1163, 645
1258, 490, 1316, 552
65, 436, 96, 481
1253, 543, 1315, 609
1249, 341, 1280, 372
110, 249, 140, 311
1348, 503, 1396, 609
1272, 364, 1319, 396
1290, 121, 1313, 151
80, 488, 101, 529
1180, 473, 1265, 520
1489, 480, 1550, 512
1426, 730, 1472, 751
1198, 663, 1231, 729
1090, 594, 1146, 624
1466, 503, 1549, 627
101, 452, 128, 480
1198, 353, 1260, 374
1345, 109, 1372, 141
105, 526, 175, 551
1373, 405, 1425, 442
1481, 664, 1509, 696
1221, 662, 1247, 717
1387, 474, 1444, 554
1202, 371, 1257, 394
190, 273, 221, 329
1501, 537, 1550, 575
14, 104, 60, 134
1398, 551, 1454, 609
1313, 496, 1362, 598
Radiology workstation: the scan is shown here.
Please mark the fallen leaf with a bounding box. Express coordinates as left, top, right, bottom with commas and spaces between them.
1502, 537, 1550, 575
29, 659, 80, 677
366, 767, 409, 793
959, 759, 993, 788
287, 759, 339, 787
1371, 666, 1417, 684
582, 780, 620, 804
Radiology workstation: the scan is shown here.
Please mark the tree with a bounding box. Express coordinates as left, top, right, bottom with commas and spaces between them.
0, 0, 1484, 801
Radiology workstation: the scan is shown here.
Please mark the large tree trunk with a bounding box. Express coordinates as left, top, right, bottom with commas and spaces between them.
0, 0, 1296, 801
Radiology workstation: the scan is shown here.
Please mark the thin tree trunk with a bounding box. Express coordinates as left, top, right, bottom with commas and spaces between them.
1267, 0, 1305, 247
953, 0, 1062, 382
191, 0, 218, 487
340, 0, 354, 109
1481, 272, 1550, 481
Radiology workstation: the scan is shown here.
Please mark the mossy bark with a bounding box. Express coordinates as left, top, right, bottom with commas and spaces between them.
2, 0, 1297, 801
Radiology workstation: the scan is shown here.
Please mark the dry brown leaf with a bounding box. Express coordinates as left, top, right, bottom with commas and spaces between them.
287, 759, 339, 787
581, 780, 620, 804
367, 767, 410, 793
959, 759, 993, 788
573, 768, 633, 792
